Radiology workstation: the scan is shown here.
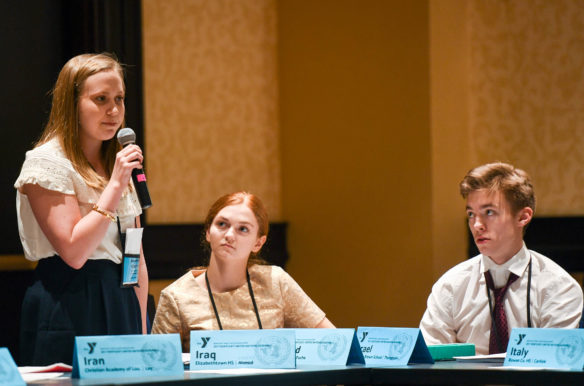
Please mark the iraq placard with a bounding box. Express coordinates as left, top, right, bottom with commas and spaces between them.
190, 329, 296, 370
72, 334, 183, 378
290, 328, 365, 366
356, 327, 434, 366
504, 328, 584, 370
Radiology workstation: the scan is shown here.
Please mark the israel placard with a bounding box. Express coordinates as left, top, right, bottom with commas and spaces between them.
290, 328, 365, 366
0, 348, 25, 386
504, 328, 584, 370
72, 334, 183, 378
190, 329, 296, 370
356, 327, 434, 366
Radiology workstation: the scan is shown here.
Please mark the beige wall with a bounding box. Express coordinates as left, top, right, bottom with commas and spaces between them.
142, 0, 584, 327
142, 0, 282, 223
277, 0, 432, 327
430, 0, 584, 279
430, 0, 471, 279
468, 0, 584, 215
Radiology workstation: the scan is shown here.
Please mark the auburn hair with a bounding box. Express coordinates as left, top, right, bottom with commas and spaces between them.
201, 191, 269, 266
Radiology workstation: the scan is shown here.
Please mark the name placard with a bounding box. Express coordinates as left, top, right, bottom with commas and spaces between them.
504, 328, 584, 370
72, 334, 183, 378
0, 348, 25, 386
190, 329, 296, 370
356, 327, 434, 366
289, 328, 365, 366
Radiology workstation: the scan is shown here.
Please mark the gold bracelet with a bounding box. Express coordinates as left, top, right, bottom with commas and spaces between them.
92, 204, 117, 222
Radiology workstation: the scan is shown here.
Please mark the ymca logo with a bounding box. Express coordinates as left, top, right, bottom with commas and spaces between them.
516, 334, 526, 345
201, 337, 211, 348
360, 332, 368, 343
87, 342, 97, 354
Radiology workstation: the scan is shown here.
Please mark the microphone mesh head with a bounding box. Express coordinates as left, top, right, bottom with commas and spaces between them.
117, 127, 136, 146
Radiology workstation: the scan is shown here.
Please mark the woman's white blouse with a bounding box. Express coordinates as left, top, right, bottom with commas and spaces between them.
14, 138, 142, 263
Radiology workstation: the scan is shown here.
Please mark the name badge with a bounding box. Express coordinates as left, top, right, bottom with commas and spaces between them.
289, 328, 365, 366
190, 329, 296, 370
504, 328, 584, 370
72, 334, 183, 378
121, 227, 143, 287
356, 327, 434, 366
0, 348, 25, 386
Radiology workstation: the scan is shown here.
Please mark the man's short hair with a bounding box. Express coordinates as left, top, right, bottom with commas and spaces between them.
459, 162, 536, 214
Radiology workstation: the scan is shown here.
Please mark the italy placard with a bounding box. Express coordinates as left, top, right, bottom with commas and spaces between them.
504, 328, 584, 370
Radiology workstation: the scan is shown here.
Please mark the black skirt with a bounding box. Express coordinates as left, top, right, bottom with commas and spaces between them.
19, 256, 142, 366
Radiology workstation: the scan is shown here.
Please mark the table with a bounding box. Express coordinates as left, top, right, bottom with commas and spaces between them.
25, 363, 584, 385
370, 362, 584, 385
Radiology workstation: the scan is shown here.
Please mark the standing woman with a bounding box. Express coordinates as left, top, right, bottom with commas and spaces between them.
14, 53, 148, 365
152, 192, 334, 352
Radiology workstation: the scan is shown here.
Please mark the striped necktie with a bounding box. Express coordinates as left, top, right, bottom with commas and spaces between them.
484, 270, 518, 354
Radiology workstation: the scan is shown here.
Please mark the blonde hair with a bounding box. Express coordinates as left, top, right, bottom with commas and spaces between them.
37, 53, 125, 189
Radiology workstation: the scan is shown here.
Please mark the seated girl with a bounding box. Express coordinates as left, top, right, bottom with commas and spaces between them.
151, 191, 334, 351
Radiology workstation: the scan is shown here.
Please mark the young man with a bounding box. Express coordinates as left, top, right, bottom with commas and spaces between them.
420, 162, 583, 355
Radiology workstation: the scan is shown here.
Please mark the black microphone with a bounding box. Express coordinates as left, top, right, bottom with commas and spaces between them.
117, 127, 152, 209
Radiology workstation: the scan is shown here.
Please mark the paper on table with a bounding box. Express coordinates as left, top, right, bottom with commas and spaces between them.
19, 363, 72, 373
454, 353, 506, 363
20, 372, 67, 382
19, 364, 71, 384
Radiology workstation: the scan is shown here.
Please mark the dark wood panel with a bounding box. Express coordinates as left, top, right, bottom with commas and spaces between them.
0, 0, 144, 256
468, 216, 584, 272
0, 270, 34, 362
143, 223, 289, 280
0, 0, 144, 361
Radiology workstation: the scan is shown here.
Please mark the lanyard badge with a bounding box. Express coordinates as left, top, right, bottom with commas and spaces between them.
121, 227, 143, 287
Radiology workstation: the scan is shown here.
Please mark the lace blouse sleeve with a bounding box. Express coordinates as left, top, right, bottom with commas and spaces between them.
14, 146, 75, 195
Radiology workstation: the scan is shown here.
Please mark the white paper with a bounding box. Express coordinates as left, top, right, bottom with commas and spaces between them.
20, 373, 66, 382
19, 363, 72, 373
125, 227, 144, 254
454, 353, 506, 363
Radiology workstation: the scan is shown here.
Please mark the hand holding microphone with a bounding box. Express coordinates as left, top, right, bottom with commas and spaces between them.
117, 127, 152, 209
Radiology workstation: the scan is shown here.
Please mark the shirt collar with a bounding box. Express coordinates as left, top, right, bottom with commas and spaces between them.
481, 243, 530, 287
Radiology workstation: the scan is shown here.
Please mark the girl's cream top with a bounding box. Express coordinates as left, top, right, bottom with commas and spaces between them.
152, 264, 327, 352
14, 138, 142, 263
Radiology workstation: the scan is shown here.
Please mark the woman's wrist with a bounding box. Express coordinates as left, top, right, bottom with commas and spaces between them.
91, 204, 117, 222
100, 180, 126, 213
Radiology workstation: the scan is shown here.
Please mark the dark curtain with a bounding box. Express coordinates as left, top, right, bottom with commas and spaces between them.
0, 0, 143, 361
